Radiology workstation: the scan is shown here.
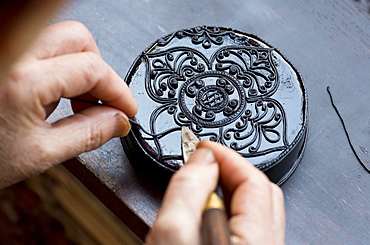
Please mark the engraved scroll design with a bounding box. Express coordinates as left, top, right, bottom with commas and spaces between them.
157, 26, 238, 49
212, 46, 279, 98
222, 99, 287, 157
137, 30, 287, 161
144, 47, 211, 104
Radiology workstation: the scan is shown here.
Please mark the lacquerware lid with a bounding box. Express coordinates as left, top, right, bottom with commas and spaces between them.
121, 26, 308, 186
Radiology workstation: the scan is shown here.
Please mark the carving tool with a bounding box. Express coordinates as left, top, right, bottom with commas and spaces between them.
66, 98, 174, 136
181, 127, 231, 245
65, 97, 141, 126
66, 99, 232, 243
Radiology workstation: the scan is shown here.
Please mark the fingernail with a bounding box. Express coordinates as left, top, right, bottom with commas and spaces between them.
188, 147, 216, 165
114, 113, 131, 137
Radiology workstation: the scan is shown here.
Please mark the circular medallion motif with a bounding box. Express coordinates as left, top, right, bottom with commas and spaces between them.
179, 71, 247, 127
197, 85, 228, 112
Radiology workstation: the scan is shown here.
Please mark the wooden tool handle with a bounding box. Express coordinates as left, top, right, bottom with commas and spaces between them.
202, 208, 231, 245
201, 193, 231, 245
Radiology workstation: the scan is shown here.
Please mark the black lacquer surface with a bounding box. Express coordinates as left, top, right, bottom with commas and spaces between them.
122, 26, 308, 185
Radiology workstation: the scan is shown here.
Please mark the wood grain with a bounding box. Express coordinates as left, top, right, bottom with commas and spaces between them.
50, 1, 370, 243
202, 208, 231, 245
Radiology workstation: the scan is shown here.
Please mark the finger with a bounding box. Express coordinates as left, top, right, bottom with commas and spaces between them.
146, 148, 219, 245
197, 141, 279, 243
197, 141, 270, 193
32, 52, 137, 117
26, 21, 100, 60
228, 178, 274, 244
70, 94, 100, 114
39, 105, 131, 165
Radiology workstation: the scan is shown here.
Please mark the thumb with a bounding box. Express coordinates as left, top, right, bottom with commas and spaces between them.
146, 148, 219, 245
42, 105, 130, 163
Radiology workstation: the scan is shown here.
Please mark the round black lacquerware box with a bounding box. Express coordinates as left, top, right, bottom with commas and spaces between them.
121, 26, 308, 186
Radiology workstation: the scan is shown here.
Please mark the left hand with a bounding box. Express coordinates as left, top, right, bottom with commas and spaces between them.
0, 21, 137, 188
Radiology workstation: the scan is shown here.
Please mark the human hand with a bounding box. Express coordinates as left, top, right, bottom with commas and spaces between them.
145, 141, 285, 245
0, 21, 137, 188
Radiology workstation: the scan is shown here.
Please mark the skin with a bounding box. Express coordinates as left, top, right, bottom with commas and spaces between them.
1, 1, 286, 243
146, 141, 286, 245
0, 21, 137, 188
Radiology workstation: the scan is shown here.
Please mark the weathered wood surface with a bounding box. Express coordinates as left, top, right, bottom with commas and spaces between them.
49, 0, 370, 243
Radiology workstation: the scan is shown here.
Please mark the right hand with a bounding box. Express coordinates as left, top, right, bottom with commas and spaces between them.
146, 140, 286, 245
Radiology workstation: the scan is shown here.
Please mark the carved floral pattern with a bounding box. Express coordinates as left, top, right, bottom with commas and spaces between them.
135, 27, 288, 161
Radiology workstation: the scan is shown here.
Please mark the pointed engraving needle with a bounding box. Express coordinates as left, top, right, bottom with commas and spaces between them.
181, 126, 200, 163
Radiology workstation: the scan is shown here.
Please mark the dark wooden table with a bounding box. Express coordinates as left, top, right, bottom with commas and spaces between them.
49, 0, 370, 243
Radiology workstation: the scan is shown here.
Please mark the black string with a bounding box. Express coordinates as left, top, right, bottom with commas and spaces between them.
327, 86, 370, 173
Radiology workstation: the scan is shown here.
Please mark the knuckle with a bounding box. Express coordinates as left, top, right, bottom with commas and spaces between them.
169, 166, 217, 198
83, 121, 105, 152
247, 170, 271, 189
7, 64, 30, 83
168, 172, 192, 190
82, 52, 109, 81
170, 167, 201, 187
170, 170, 191, 183
0, 66, 35, 106
65, 21, 95, 46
